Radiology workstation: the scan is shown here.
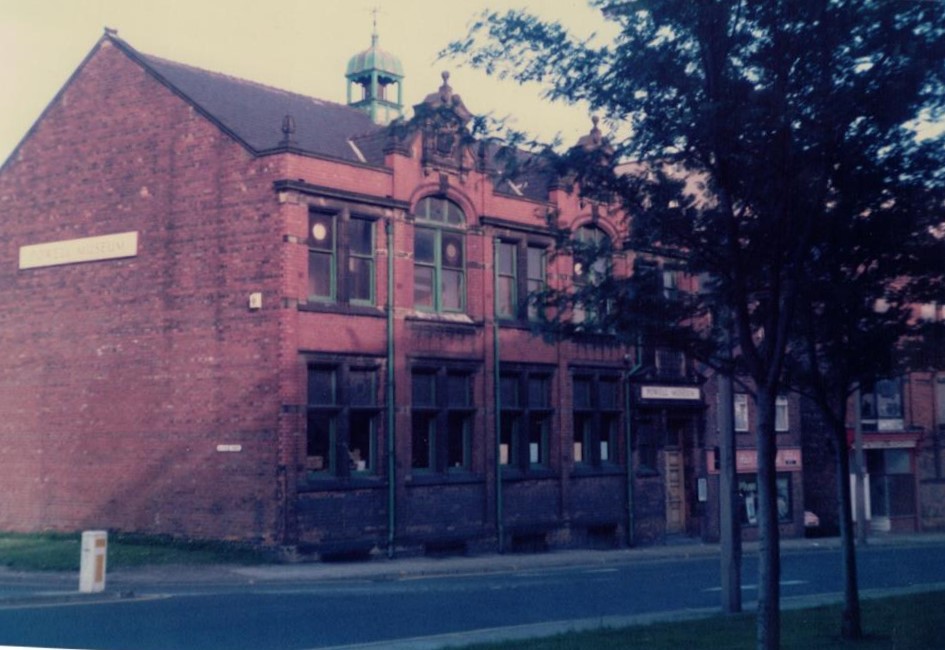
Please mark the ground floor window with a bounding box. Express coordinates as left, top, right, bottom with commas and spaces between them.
866, 448, 915, 518
411, 366, 476, 472
572, 371, 622, 466
500, 369, 553, 470
306, 361, 381, 476
738, 473, 792, 525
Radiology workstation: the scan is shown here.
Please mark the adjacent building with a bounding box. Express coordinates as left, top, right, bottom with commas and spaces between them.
802, 370, 945, 535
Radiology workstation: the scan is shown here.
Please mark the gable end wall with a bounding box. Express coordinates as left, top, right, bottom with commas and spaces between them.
0, 38, 287, 542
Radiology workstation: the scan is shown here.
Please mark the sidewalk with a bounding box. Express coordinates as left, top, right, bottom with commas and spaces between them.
3, 531, 944, 603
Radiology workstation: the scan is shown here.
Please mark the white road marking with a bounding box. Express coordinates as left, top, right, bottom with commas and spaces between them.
703, 580, 807, 592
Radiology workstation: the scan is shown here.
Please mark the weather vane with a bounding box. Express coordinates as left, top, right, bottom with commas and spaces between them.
371, 6, 380, 44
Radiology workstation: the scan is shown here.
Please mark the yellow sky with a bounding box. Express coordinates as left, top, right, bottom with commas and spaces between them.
0, 0, 616, 164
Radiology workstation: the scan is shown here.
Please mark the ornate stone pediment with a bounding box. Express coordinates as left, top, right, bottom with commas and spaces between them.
386, 72, 476, 177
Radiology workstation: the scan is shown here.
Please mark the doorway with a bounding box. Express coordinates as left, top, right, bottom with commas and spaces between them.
665, 449, 685, 534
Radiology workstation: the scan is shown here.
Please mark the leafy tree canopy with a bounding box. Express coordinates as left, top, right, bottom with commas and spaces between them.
449, 5, 945, 648
449, 0, 945, 383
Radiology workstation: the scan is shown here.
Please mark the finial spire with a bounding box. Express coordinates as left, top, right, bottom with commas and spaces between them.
590, 115, 602, 144
281, 114, 296, 147
574, 113, 613, 157
371, 6, 379, 46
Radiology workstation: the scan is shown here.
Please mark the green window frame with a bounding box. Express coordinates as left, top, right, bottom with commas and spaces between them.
500, 369, 553, 470
526, 245, 547, 321
307, 210, 376, 306
308, 212, 337, 302
572, 224, 612, 328
348, 217, 375, 304
413, 197, 466, 313
410, 366, 475, 472
497, 241, 517, 319
496, 240, 548, 322
306, 363, 380, 477
572, 371, 622, 466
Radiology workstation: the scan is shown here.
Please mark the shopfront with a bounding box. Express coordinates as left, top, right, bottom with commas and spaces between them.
849, 433, 920, 533
706, 447, 805, 538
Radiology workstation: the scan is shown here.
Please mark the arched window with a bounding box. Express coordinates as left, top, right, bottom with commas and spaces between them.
413, 196, 466, 312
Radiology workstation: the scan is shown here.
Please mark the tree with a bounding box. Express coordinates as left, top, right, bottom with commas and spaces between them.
786, 146, 945, 638
448, 2, 945, 648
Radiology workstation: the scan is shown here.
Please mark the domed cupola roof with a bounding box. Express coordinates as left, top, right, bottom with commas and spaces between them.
345, 26, 405, 125
346, 34, 404, 81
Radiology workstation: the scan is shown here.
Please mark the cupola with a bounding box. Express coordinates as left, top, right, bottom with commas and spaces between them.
345, 23, 404, 125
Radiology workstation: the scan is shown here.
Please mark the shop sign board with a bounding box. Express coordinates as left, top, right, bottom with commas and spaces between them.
640, 385, 701, 401
707, 447, 803, 474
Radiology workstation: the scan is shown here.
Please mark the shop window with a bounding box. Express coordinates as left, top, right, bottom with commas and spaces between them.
500, 369, 553, 469
411, 366, 476, 472
775, 396, 789, 432
738, 474, 792, 525
572, 372, 622, 466
306, 363, 380, 476
866, 449, 916, 518
413, 197, 465, 313
734, 393, 750, 432
307, 211, 375, 305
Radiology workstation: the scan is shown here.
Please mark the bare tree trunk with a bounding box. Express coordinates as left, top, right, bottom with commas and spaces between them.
719, 367, 742, 614
755, 389, 780, 650
834, 420, 863, 639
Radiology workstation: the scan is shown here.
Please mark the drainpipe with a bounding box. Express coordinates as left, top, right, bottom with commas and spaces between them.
624, 337, 644, 547
386, 219, 396, 559
493, 237, 504, 553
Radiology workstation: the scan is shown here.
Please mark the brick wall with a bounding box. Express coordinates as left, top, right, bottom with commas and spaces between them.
0, 39, 285, 542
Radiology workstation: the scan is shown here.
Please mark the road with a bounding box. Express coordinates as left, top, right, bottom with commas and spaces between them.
1, 542, 944, 650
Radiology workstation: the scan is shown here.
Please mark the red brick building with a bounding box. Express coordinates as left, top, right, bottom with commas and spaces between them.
800, 370, 945, 535
1, 31, 819, 555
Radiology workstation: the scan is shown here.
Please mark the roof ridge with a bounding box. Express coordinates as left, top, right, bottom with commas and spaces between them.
138, 50, 360, 114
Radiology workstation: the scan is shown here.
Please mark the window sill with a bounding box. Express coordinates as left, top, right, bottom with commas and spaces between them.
501, 467, 556, 482
298, 302, 385, 318
570, 464, 625, 478
298, 474, 386, 492
406, 311, 481, 326
497, 318, 547, 331
406, 472, 484, 487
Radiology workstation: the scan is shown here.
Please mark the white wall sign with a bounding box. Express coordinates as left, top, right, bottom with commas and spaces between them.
19, 231, 139, 269
641, 385, 701, 400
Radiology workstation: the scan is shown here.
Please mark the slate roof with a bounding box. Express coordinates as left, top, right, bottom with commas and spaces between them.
112, 36, 384, 165
109, 34, 556, 200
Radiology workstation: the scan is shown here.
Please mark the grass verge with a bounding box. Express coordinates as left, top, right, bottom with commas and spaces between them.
0, 532, 266, 571
464, 590, 945, 650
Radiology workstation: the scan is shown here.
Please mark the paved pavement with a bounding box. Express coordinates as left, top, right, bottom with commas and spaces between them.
2, 532, 945, 649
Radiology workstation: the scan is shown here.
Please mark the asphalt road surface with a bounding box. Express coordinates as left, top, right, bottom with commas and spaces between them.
1, 542, 943, 650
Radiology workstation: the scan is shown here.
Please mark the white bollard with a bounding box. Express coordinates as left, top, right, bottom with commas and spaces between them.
79, 530, 108, 593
